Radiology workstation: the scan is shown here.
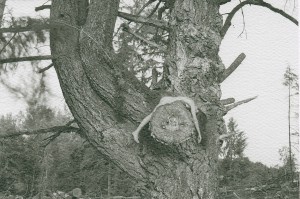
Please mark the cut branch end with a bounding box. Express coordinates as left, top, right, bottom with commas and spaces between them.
220, 53, 246, 83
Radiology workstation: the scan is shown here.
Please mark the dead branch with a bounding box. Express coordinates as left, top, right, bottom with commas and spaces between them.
218, 0, 232, 5
121, 23, 166, 51
151, 67, 158, 89
220, 98, 235, 105
0, 125, 79, 139
41, 131, 62, 147
226, 96, 257, 112
238, 0, 247, 38
132, 0, 163, 37
38, 63, 54, 73
220, 0, 298, 38
219, 53, 246, 83
0, 55, 52, 64
35, 5, 51, 11
0, 23, 50, 34
0, 32, 16, 54
118, 11, 169, 30
135, 0, 157, 16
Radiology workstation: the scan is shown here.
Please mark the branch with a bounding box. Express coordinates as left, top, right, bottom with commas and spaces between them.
38, 63, 54, 73
220, 0, 298, 38
0, 33, 17, 54
218, 0, 232, 5
151, 67, 158, 89
225, 96, 257, 112
66, 119, 76, 126
121, 23, 166, 51
35, 5, 51, 11
118, 11, 169, 30
219, 53, 246, 83
0, 23, 50, 34
220, 98, 235, 105
0, 126, 79, 139
135, 0, 156, 16
0, 55, 52, 64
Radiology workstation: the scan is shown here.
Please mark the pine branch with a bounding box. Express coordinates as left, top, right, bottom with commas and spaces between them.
118, 11, 169, 30
0, 23, 50, 34
226, 96, 257, 112
0, 55, 52, 64
219, 53, 246, 83
0, 125, 79, 139
220, 0, 298, 38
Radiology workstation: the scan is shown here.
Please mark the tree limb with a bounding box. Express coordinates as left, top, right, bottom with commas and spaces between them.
220, 0, 298, 38
0, 55, 52, 64
218, 0, 231, 5
121, 23, 166, 51
0, 126, 79, 139
219, 53, 246, 83
51, 0, 150, 180
0, 23, 50, 34
38, 63, 54, 73
118, 11, 169, 30
225, 96, 257, 112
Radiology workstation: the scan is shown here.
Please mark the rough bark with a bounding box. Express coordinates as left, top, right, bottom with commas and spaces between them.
50, 0, 227, 198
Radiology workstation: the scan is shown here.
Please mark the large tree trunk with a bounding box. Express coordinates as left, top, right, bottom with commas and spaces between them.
50, 0, 226, 198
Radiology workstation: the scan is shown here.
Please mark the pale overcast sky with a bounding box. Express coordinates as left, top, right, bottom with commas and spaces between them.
0, 0, 298, 167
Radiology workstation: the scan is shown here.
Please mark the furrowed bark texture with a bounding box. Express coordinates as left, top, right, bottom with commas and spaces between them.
50, 0, 227, 198
152, 1, 226, 198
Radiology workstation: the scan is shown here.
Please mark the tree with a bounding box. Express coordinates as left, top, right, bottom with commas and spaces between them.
278, 146, 297, 178
282, 65, 299, 180
0, 105, 74, 197
221, 117, 247, 160
218, 118, 247, 186
0, 0, 298, 198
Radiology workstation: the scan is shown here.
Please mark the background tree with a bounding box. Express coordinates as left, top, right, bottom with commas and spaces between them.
282, 65, 299, 180
220, 117, 247, 160
0, 0, 298, 198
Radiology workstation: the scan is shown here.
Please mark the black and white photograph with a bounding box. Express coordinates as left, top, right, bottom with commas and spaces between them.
0, 0, 298, 198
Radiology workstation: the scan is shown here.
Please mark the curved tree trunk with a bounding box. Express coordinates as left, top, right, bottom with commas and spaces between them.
50, 0, 226, 198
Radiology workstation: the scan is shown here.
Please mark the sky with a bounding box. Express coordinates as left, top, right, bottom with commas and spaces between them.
0, 0, 298, 167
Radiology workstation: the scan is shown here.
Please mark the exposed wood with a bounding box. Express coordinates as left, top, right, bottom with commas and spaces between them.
150, 101, 194, 144
219, 53, 246, 83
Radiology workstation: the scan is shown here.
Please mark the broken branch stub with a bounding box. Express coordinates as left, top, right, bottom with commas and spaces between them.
150, 101, 195, 145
